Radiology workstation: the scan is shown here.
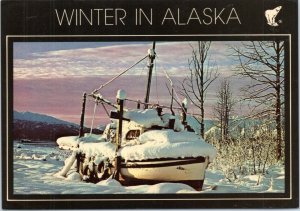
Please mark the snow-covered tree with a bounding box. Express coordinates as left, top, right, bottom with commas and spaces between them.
232, 41, 285, 161
214, 79, 235, 142
181, 41, 219, 138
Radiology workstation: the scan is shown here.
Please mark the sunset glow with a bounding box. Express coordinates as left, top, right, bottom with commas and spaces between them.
13, 41, 243, 126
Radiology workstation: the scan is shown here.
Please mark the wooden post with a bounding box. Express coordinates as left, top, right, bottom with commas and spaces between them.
144, 42, 156, 109
156, 107, 162, 116
181, 98, 188, 126
137, 100, 141, 109
169, 117, 175, 129
79, 92, 86, 138
113, 89, 126, 180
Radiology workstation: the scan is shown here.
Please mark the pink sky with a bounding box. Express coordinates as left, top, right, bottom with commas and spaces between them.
13, 41, 247, 127
13, 76, 183, 126
13, 75, 248, 127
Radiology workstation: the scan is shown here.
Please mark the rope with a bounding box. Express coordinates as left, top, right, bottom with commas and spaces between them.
154, 59, 159, 104
125, 98, 180, 110
90, 102, 98, 135
124, 98, 201, 116
101, 102, 110, 117
92, 54, 148, 94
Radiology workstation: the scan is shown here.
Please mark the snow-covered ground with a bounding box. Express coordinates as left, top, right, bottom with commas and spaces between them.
13, 142, 285, 194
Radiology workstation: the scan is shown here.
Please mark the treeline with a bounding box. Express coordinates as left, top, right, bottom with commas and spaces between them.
13, 119, 102, 142
179, 40, 285, 179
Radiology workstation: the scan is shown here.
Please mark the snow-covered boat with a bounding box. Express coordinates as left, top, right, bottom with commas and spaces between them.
56, 42, 216, 190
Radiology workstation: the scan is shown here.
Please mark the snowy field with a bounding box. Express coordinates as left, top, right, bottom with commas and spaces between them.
13, 141, 285, 194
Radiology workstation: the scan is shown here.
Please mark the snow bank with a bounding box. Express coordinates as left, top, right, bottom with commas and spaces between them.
121, 130, 216, 162
145, 182, 196, 194
13, 142, 285, 194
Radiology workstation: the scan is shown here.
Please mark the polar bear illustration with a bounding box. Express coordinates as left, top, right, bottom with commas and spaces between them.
265, 6, 282, 26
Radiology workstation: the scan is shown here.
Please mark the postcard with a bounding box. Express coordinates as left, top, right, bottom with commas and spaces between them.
1, 0, 298, 209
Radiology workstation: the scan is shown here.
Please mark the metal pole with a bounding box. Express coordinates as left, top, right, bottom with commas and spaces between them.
144, 41, 156, 109
79, 92, 86, 138
113, 90, 126, 181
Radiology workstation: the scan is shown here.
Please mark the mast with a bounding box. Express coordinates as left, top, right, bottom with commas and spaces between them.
144, 41, 156, 109
79, 92, 86, 138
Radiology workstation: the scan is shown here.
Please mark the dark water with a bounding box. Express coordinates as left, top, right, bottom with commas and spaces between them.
15, 140, 58, 147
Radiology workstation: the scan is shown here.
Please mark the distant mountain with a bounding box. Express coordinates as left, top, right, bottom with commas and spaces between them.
13, 111, 77, 126
13, 111, 102, 142
186, 115, 215, 133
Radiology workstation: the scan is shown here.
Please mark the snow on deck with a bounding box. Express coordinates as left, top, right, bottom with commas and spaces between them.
79, 142, 116, 161
73, 129, 216, 162
123, 109, 162, 128
56, 108, 216, 161
56, 133, 105, 149
121, 130, 216, 162
57, 130, 216, 162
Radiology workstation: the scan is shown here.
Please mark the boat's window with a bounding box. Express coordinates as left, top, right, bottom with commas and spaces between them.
126, 130, 140, 140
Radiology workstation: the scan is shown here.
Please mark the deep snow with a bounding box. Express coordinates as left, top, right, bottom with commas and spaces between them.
13, 142, 285, 194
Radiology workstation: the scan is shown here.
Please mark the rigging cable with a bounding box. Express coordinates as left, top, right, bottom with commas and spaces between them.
101, 102, 110, 117
154, 58, 159, 104
92, 54, 148, 94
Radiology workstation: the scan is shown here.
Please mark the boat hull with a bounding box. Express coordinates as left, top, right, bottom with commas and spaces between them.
120, 156, 208, 190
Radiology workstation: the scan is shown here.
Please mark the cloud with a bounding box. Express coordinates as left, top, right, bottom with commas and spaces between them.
13, 41, 239, 79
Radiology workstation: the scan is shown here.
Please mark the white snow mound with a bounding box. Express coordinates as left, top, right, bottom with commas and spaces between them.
123, 109, 162, 128
121, 130, 216, 162
76, 130, 216, 162
160, 114, 184, 131
57, 133, 105, 149
79, 142, 116, 160
57, 136, 79, 149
